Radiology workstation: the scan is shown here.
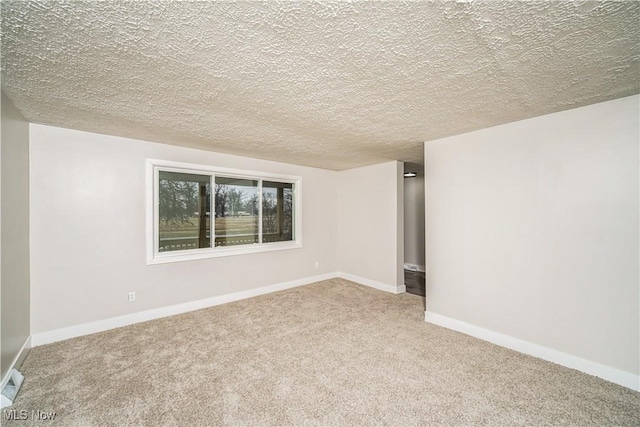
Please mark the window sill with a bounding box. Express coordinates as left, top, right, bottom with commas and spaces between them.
147, 241, 302, 265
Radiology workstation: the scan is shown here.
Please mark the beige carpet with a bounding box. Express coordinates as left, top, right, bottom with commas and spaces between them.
5, 279, 639, 426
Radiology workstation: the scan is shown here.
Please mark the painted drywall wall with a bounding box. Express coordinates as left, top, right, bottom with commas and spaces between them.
337, 161, 404, 289
404, 174, 425, 270
425, 95, 639, 376
1, 93, 30, 379
29, 124, 338, 333
395, 163, 404, 289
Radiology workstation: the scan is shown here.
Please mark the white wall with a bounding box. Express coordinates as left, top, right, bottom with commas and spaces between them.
29, 125, 338, 333
425, 95, 639, 377
337, 161, 404, 289
1, 93, 30, 379
404, 174, 425, 270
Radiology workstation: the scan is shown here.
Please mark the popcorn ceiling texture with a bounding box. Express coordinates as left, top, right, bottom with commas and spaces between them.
1, 1, 639, 170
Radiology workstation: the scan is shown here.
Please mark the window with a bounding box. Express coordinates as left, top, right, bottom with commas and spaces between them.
214, 177, 259, 247
147, 160, 301, 264
158, 171, 211, 252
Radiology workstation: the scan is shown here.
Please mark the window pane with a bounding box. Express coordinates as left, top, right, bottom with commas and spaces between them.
262, 181, 294, 243
215, 177, 259, 247
159, 171, 211, 252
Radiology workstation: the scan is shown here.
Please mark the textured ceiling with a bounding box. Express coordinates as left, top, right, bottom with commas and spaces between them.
1, 1, 639, 170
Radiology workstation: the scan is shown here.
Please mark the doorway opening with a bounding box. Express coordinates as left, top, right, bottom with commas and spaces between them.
403, 162, 425, 297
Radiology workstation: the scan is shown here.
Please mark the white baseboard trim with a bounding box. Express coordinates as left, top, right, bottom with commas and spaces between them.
31, 272, 337, 347
336, 272, 406, 294
0, 336, 31, 392
403, 263, 426, 273
424, 311, 640, 392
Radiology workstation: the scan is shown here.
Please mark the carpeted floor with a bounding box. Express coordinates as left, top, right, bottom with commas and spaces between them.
5, 279, 639, 426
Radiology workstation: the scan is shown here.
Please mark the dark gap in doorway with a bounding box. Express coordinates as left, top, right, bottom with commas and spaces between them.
404, 270, 425, 297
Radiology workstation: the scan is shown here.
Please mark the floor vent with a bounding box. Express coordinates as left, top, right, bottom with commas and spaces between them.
1, 369, 24, 408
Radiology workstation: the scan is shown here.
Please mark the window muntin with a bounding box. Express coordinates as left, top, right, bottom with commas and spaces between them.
148, 160, 301, 264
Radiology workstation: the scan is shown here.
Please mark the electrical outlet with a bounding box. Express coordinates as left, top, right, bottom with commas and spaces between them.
128, 292, 136, 302
315, 261, 320, 269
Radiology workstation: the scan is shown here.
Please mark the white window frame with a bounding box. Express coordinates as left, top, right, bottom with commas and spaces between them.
146, 159, 302, 265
